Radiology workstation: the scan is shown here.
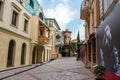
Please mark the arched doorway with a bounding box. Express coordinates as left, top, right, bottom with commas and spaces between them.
47, 49, 49, 61
36, 49, 39, 63
21, 43, 26, 65
7, 40, 16, 67
32, 47, 36, 64
43, 49, 45, 62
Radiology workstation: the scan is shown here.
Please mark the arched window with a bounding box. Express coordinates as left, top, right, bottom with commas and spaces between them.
28, 0, 34, 8
39, 12, 43, 20
7, 40, 16, 67
21, 43, 26, 65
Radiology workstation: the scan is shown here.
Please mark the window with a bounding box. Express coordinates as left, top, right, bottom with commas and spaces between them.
40, 27, 44, 35
0, 1, 4, 20
39, 12, 43, 20
28, 0, 34, 8
101, 0, 105, 15
21, 43, 26, 65
0, 2, 2, 15
7, 40, 16, 67
11, 11, 18, 26
49, 21, 53, 27
24, 19, 28, 32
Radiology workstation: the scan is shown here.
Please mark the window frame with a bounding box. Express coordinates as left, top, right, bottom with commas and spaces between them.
11, 10, 18, 26
7, 40, 16, 67
49, 21, 53, 27
39, 12, 43, 20
23, 19, 29, 32
10, 2, 21, 28
40, 27, 44, 36
20, 43, 26, 65
0, 1, 4, 21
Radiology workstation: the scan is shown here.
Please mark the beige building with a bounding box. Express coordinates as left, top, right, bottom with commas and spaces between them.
30, 15, 50, 64
80, 0, 119, 71
80, 0, 100, 70
0, 0, 32, 71
46, 18, 61, 59
0, 0, 53, 71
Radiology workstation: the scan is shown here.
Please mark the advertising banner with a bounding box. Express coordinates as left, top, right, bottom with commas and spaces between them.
97, 3, 120, 76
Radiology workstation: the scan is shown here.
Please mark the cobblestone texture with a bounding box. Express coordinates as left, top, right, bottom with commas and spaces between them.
1, 57, 95, 80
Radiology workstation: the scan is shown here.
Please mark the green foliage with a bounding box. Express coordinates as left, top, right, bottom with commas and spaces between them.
77, 31, 80, 43
59, 45, 62, 54
70, 42, 77, 51
94, 66, 106, 78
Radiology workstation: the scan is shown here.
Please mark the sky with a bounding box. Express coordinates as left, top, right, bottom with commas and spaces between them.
37, 0, 85, 40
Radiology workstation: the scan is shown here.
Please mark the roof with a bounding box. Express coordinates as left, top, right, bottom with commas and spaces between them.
71, 39, 77, 43
45, 18, 61, 30
63, 29, 72, 33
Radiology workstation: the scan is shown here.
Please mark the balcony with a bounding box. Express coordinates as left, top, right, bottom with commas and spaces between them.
80, 0, 90, 20
38, 36, 50, 44
56, 41, 61, 46
38, 21, 50, 45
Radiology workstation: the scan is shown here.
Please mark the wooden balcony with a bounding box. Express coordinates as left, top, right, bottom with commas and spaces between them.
38, 36, 50, 44
80, 0, 90, 20
38, 19, 50, 45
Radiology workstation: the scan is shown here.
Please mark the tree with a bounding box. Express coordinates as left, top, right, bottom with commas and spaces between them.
77, 31, 80, 43
77, 31, 81, 60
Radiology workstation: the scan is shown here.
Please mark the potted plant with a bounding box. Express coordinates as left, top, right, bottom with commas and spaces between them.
93, 66, 106, 80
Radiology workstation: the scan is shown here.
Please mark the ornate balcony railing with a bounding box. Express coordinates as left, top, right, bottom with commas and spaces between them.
38, 36, 50, 44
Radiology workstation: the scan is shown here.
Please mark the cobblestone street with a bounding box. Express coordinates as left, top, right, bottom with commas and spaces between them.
1, 57, 95, 80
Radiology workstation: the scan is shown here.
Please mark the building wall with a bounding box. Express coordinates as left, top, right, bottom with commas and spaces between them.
81, 0, 120, 71
0, 0, 60, 71
64, 31, 71, 46
0, 30, 31, 70
46, 19, 62, 59
0, 0, 32, 71
80, 0, 100, 70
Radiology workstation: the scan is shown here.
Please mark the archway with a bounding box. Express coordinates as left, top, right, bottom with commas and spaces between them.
21, 43, 26, 65
7, 40, 16, 67
32, 47, 36, 64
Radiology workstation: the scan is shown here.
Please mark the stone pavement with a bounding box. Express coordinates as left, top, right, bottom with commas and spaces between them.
0, 57, 95, 80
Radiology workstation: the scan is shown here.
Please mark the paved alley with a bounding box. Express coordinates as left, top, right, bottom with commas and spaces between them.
1, 57, 95, 80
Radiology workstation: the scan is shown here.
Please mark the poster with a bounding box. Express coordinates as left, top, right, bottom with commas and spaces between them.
96, 3, 120, 76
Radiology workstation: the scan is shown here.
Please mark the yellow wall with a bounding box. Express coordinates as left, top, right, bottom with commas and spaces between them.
0, 29, 31, 71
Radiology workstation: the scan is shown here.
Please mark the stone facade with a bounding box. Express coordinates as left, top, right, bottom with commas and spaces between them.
0, 0, 32, 71
0, 0, 61, 71
46, 18, 62, 59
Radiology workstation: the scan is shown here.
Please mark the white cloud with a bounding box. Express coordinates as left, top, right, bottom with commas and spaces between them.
45, 3, 77, 30
37, 0, 42, 4
71, 23, 85, 40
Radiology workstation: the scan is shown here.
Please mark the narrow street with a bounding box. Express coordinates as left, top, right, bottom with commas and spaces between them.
1, 57, 94, 80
